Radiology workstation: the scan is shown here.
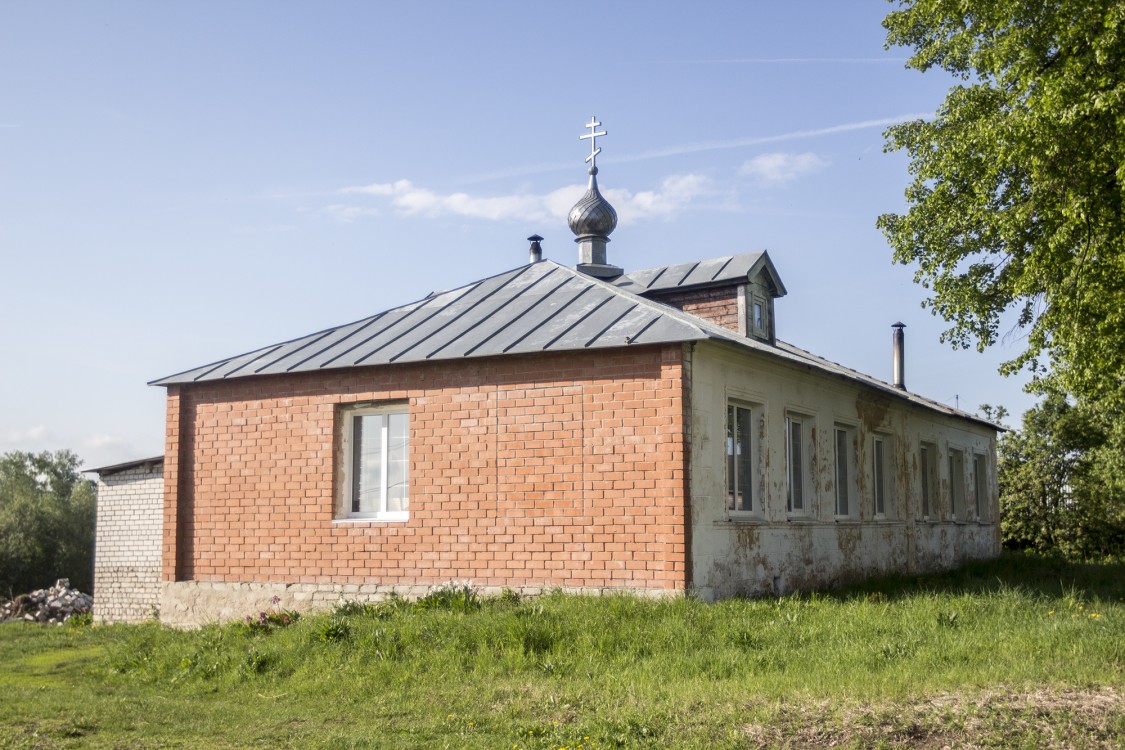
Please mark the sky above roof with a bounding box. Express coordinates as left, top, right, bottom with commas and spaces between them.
0, 1, 1036, 469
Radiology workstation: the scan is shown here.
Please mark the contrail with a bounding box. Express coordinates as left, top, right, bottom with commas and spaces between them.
456, 113, 929, 184
613, 114, 930, 163
678, 57, 909, 64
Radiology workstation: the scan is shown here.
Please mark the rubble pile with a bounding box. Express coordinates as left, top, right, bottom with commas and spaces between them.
0, 579, 93, 624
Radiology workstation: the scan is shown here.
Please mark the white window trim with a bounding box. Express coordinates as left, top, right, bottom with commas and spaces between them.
785, 411, 814, 517
726, 400, 764, 520
872, 434, 892, 520
919, 441, 938, 522
948, 445, 967, 523
972, 452, 990, 523
338, 402, 410, 523
834, 423, 858, 520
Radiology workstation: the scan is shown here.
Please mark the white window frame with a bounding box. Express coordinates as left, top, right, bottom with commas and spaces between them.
919, 441, 938, 521
339, 403, 410, 522
834, 423, 858, 519
785, 411, 814, 516
972, 452, 989, 522
872, 434, 892, 519
948, 447, 966, 522
726, 401, 764, 518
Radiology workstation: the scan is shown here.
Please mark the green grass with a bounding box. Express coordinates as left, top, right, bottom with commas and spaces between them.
1, 552, 1123, 749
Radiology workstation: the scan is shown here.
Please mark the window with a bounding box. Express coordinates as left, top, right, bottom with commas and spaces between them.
340, 404, 409, 521
919, 442, 937, 520
973, 453, 989, 521
786, 413, 812, 514
872, 435, 891, 518
834, 425, 857, 517
726, 403, 759, 514
748, 292, 770, 341
948, 448, 966, 521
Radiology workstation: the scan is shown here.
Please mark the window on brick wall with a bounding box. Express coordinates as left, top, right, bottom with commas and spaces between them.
339, 403, 409, 521
726, 401, 761, 516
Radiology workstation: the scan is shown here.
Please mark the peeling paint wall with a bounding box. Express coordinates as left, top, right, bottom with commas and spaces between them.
689, 341, 999, 600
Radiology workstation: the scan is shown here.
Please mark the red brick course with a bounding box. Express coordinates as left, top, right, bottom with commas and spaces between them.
648, 286, 742, 333
162, 345, 689, 592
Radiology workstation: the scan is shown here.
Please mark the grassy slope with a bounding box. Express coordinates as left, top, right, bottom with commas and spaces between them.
1, 553, 1123, 749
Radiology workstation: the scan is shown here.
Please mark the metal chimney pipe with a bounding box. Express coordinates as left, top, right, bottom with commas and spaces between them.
528, 234, 544, 263
892, 322, 906, 390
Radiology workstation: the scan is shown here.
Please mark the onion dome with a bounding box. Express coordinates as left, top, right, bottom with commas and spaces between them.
571, 117, 623, 279
568, 166, 618, 239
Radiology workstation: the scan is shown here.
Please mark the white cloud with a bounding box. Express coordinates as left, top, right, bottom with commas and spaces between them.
2, 425, 49, 443
323, 204, 380, 222
740, 152, 830, 184
333, 175, 712, 225
341, 180, 411, 197
82, 433, 130, 450
605, 174, 712, 222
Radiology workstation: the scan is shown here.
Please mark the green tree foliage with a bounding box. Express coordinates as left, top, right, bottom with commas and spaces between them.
998, 395, 1125, 559
0, 450, 96, 596
879, 0, 1125, 404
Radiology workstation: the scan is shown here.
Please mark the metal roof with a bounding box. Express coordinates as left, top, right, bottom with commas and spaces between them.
766, 341, 1001, 430
87, 455, 164, 476
614, 251, 787, 297
149, 254, 996, 430
150, 261, 743, 386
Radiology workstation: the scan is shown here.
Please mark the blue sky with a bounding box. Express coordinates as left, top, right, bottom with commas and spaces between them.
0, 2, 1036, 469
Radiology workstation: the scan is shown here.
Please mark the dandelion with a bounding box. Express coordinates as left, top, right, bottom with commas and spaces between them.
1048, 610, 1055, 615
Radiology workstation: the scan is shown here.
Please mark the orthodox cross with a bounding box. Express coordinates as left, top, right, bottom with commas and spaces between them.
580, 116, 606, 169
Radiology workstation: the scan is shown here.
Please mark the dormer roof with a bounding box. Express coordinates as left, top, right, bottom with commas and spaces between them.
614, 251, 787, 298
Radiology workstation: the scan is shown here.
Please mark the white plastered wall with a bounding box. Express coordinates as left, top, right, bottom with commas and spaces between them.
688, 341, 1000, 600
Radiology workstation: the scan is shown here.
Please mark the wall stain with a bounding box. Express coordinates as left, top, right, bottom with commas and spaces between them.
855, 391, 892, 433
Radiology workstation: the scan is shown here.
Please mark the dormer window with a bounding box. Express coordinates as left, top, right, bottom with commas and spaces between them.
749, 293, 769, 341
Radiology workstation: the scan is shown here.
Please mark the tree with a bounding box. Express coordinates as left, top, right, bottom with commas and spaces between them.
998, 394, 1125, 559
879, 0, 1125, 406
0, 450, 96, 596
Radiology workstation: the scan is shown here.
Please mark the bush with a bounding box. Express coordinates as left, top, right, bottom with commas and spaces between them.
998, 396, 1125, 560
0, 450, 95, 596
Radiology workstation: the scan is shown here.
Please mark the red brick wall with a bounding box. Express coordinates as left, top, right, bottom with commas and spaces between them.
649, 285, 742, 333
162, 346, 689, 592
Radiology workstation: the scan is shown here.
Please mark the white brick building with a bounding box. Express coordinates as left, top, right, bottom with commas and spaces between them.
91, 456, 163, 623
